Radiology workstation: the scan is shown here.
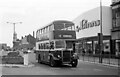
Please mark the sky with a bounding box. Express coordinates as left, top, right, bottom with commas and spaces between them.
0, 0, 111, 47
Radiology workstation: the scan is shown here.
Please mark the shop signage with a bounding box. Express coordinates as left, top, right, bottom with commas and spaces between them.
76, 19, 100, 32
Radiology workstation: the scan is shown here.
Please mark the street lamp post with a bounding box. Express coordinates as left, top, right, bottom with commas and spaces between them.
99, 0, 103, 63
6, 22, 22, 34
6, 22, 22, 47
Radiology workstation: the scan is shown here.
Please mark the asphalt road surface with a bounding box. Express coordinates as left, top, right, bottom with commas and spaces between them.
1, 60, 118, 75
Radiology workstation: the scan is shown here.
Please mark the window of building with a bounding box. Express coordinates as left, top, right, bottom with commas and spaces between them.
116, 12, 120, 27
116, 18, 120, 27
112, 19, 116, 28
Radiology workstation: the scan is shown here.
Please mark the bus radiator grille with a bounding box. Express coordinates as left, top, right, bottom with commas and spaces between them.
63, 51, 71, 62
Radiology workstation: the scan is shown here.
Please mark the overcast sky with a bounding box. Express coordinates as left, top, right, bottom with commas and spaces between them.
0, 0, 111, 47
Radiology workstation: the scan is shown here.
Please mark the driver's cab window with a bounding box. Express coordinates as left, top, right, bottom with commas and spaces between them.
55, 40, 65, 48
66, 41, 73, 49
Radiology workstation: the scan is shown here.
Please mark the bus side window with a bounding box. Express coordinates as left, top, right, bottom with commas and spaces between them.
41, 43, 43, 49
46, 43, 49, 49
39, 44, 41, 49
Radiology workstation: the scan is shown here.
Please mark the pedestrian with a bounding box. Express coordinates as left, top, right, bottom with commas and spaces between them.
82, 49, 85, 56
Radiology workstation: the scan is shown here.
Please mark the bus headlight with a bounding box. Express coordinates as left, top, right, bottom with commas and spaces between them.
57, 55, 61, 58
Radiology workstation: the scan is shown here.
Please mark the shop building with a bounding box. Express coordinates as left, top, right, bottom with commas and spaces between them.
111, 0, 120, 56
73, 6, 113, 55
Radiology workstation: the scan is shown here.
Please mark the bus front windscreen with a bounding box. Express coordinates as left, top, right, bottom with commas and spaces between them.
55, 40, 65, 48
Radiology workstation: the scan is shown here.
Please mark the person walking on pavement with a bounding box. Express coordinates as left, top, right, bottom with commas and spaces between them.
82, 48, 85, 56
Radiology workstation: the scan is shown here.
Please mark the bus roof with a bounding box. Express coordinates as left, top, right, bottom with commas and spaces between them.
53, 20, 74, 25
37, 20, 74, 31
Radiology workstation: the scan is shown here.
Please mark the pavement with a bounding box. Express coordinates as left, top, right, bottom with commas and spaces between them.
0, 63, 34, 68
79, 55, 119, 67
79, 60, 119, 68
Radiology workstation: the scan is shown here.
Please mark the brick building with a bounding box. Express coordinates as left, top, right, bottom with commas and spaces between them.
111, 0, 120, 56
13, 34, 36, 50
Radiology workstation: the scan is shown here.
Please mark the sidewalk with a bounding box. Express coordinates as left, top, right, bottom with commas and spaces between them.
79, 55, 119, 67
0, 63, 34, 67
79, 59, 119, 68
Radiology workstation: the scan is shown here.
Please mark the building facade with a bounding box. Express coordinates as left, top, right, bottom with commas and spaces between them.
0, 43, 7, 50
0, 43, 11, 51
13, 34, 36, 50
111, 0, 120, 56
73, 6, 113, 55
13, 31, 20, 48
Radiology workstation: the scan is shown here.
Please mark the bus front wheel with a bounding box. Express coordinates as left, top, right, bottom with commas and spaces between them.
71, 59, 78, 67
50, 57, 56, 67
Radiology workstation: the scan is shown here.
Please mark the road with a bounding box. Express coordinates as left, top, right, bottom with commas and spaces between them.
1, 60, 118, 75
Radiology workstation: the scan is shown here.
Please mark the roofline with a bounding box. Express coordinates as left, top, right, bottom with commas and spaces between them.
37, 20, 74, 31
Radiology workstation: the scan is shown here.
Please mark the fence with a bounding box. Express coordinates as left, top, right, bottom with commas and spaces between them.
78, 53, 119, 66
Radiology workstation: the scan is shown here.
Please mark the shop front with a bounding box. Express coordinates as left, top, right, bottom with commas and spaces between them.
76, 36, 111, 55
111, 1, 120, 57
111, 31, 120, 57
73, 6, 113, 56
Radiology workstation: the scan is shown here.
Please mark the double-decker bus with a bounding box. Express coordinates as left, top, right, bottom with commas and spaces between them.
35, 20, 79, 67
